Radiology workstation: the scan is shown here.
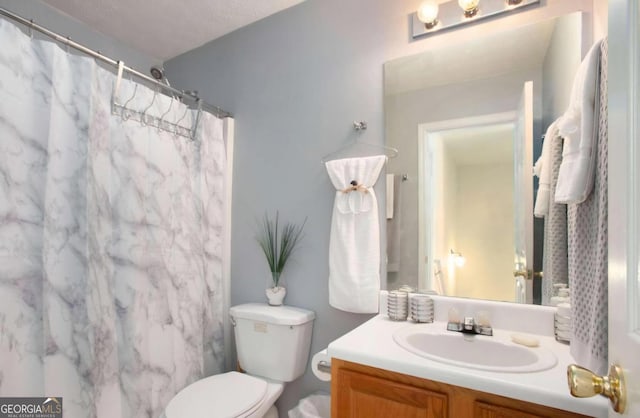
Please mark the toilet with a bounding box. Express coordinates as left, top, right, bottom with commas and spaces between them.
165, 303, 315, 418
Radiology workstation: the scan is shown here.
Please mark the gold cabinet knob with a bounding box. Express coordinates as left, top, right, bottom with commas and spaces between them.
567, 364, 626, 413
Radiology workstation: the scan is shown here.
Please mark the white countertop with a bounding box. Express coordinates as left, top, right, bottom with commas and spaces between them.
327, 314, 608, 417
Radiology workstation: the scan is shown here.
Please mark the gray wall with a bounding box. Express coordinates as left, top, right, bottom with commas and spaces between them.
0, 0, 157, 73
164, 0, 594, 416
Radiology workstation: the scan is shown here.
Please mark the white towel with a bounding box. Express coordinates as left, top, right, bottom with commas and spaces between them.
569, 37, 609, 377
386, 174, 394, 219
555, 39, 602, 204
325, 155, 386, 313
533, 121, 559, 217
386, 174, 402, 274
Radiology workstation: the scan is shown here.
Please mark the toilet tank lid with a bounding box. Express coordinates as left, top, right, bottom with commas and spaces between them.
230, 303, 315, 325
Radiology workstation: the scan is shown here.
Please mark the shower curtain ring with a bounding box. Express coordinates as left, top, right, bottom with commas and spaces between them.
28, 19, 34, 39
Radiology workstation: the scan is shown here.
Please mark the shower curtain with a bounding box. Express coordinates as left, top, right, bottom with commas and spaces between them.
0, 18, 228, 418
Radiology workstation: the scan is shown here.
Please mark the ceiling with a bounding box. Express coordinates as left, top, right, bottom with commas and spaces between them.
42, 0, 306, 62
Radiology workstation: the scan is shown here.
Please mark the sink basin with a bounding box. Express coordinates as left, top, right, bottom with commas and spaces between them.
393, 325, 557, 373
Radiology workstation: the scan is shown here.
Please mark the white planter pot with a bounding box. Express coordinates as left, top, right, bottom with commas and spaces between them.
266, 286, 287, 306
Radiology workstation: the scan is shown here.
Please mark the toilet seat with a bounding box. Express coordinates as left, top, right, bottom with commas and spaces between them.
165, 371, 268, 418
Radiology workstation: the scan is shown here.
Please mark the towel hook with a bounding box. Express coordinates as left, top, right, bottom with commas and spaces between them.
120, 74, 138, 122
158, 96, 174, 132
141, 86, 159, 126
353, 121, 367, 131
176, 104, 190, 133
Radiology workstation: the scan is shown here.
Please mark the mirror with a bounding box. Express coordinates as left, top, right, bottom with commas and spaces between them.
384, 13, 586, 304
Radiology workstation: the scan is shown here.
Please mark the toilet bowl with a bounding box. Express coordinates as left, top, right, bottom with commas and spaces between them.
165, 372, 283, 418
164, 303, 315, 418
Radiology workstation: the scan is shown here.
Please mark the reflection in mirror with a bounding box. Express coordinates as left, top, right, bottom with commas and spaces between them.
425, 119, 516, 302
384, 13, 585, 304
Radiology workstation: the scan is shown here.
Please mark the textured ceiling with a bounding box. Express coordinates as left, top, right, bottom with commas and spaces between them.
42, 0, 305, 62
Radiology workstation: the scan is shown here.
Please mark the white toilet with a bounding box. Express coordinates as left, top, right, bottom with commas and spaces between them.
165, 303, 315, 418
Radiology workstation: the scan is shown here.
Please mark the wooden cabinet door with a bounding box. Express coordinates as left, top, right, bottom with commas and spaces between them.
474, 401, 549, 418
331, 359, 590, 418
334, 368, 448, 418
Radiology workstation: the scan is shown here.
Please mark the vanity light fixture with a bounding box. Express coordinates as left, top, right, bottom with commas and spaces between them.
410, 0, 539, 40
458, 0, 480, 18
417, 1, 440, 29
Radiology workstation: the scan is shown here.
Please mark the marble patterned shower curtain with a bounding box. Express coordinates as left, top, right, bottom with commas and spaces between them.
0, 18, 227, 418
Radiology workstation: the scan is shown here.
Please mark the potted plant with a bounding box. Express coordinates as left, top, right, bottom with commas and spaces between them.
256, 212, 306, 306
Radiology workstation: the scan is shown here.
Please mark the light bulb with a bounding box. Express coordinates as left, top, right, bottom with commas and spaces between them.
458, 0, 480, 17
450, 249, 466, 268
417, 1, 439, 29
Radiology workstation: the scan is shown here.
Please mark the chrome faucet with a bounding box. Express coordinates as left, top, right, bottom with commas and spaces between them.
447, 315, 493, 336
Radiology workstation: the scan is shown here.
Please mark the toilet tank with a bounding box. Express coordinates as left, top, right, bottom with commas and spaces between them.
230, 303, 315, 382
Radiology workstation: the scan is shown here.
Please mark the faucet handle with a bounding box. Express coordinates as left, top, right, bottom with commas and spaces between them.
474, 311, 493, 336
476, 310, 491, 327
463, 316, 475, 331
446, 309, 463, 332
448, 307, 461, 323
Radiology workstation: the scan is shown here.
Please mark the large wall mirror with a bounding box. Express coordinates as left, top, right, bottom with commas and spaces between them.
384, 12, 588, 305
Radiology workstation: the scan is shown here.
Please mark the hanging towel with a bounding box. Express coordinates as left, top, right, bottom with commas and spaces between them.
555, 39, 603, 204
386, 174, 402, 277
325, 155, 386, 313
533, 121, 560, 217
541, 130, 568, 305
386, 174, 395, 219
569, 39, 608, 376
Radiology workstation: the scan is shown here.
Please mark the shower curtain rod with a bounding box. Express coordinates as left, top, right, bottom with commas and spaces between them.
0, 6, 232, 119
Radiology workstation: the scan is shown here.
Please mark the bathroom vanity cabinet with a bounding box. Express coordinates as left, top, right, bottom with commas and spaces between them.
331, 359, 591, 418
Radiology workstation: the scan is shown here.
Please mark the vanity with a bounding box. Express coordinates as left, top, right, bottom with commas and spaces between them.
327, 296, 608, 418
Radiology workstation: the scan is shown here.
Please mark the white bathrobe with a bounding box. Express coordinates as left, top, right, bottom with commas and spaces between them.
325, 155, 386, 313
555, 39, 602, 204
533, 121, 559, 218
